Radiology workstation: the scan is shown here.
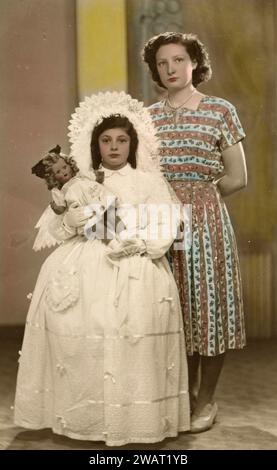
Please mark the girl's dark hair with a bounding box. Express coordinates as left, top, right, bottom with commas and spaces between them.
90, 115, 138, 170
142, 32, 212, 88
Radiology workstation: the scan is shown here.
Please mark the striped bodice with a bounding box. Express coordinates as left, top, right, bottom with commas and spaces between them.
149, 96, 245, 182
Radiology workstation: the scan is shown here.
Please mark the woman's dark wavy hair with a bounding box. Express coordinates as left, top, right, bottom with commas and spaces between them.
142, 32, 212, 88
90, 115, 138, 170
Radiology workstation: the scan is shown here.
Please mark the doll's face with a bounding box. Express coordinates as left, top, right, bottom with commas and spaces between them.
98, 128, 130, 170
156, 43, 197, 91
52, 158, 73, 185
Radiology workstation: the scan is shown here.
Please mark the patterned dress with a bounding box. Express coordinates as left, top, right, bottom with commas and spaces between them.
149, 96, 246, 356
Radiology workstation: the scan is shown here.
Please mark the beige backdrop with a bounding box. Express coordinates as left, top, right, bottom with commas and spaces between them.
0, 0, 77, 324
180, 0, 277, 338
127, 0, 277, 338
1, 0, 276, 338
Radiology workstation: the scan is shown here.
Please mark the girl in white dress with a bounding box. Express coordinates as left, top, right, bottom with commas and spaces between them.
14, 92, 190, 446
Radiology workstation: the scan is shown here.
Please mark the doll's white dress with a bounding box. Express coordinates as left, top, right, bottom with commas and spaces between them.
14, 164, 190, 446
32, 171, 113, 251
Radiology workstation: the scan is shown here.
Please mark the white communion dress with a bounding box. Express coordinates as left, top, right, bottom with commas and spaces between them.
14, 164, 190, 446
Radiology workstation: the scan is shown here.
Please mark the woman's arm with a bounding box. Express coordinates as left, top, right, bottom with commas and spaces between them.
216, 142, 247, 197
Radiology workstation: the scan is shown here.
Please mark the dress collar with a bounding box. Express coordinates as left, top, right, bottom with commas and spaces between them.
99, 163, 133, 178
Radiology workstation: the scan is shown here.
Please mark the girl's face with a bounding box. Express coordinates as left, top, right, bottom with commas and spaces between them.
52, 158, 73, 185
156, 43, 197, 91
98, 128, 131, 170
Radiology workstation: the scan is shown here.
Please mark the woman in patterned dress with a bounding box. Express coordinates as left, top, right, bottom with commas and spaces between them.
143, 32, 247, 432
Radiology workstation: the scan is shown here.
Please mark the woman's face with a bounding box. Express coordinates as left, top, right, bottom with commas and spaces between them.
98, 128, 131, 170
52, 158, 73, 185
156, 43, 197, 91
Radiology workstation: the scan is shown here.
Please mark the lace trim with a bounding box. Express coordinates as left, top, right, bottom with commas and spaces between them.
68, 91, 161, 173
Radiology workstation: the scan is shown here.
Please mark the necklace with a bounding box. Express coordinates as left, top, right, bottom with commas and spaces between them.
165, 89, 197, 124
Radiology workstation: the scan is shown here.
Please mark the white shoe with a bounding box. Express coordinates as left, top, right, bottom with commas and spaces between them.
190, 402, 218, 433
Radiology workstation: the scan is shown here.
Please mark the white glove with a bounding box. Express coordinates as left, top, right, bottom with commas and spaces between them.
107, 238, 146, 260
63, 203, 91, 228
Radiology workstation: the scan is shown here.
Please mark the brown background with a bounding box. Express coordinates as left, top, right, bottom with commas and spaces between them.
0, 0, 77, 324
1, 0, 276, 337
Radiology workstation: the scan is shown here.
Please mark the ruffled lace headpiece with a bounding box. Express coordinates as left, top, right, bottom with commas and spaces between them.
68, 91, 161, 173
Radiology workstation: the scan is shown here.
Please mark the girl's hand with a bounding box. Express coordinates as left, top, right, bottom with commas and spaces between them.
107, 238, 146, 260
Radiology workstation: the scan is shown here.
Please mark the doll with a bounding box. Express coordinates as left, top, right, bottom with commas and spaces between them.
31, 145, 121, 248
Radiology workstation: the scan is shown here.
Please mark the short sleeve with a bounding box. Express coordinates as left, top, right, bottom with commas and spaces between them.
218, 102, 246, 151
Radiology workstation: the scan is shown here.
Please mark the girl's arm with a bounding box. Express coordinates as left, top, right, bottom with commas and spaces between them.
48, 204, 90, 241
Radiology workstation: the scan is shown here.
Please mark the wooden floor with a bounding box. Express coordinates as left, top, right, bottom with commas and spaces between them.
1, 327, 277, 450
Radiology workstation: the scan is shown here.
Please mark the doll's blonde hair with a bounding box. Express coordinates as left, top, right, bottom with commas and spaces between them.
43, 153, 79, 190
